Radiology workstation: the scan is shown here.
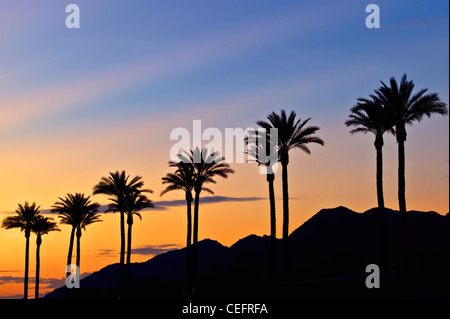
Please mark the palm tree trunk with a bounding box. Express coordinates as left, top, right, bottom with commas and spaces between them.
281, 161, 289, 277
76, 227, 81, 270
35, 236, 42, 299
24, 231, 30, 299
186, 195, 193, 293
126, 214, 133, 281
193, 190, 200, 289
397, 135, 408, 274
375, 136, 388, 273
23, 230, 30, 299
267, 173, 276, 281
64, 226, 76, 297
119, 211, 125, 298
66, 227, 75, 276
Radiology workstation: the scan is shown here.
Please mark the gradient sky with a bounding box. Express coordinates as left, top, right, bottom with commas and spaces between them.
0, 0, 448, 298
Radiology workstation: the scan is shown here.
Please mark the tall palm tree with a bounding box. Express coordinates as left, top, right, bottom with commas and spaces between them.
257, 110, 324, 275
31, 215, 60, 299
180, 148, 234, 287
123, 190, 153, 280
51, 193, 100, 278
1, 202, 40, 299
93, 170, 148, 297
345, 96, 395, 270
245, 128, 278, 280
161, 161, 196, 292
374, 74, 448, 273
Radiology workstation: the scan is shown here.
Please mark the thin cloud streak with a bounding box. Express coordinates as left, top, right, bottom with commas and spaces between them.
0, 2, 347, 136
153, 196, 265, 210
25, 196, 265, 215
97, 244, 182, 257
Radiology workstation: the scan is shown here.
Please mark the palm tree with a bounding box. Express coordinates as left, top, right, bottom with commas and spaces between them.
180, 148, 234, 287
51, 193, 100, 279
161, 161, 196, 292
93, 171, 148, 297
245, 128, 278, 280
31, 215, 60, 299
374, 74, 448, 273
123, 190, 153, 281
1, 202, 40, 299
74, 207, 102, 270
345, 96, 395, 270
257, 110, 324, 275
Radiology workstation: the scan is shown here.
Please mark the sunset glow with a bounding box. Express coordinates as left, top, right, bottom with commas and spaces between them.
0, 0, 448, 299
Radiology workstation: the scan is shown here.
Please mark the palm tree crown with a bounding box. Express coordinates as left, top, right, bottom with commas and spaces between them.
93, 171, 148, 213
346, 96, 395, 140
374, 74, 448, 142
2, 202, 41, 236
182, 148, 235, 193
257, 110, 324, 164
32, 215, 60, 241
52, 193, 100, 228
161, 161, 196, 201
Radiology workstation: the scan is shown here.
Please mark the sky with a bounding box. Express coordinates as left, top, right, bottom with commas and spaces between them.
0, 0, 448, 298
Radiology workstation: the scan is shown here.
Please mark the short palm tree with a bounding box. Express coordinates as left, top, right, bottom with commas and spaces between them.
93, 170, 148, 297
345, 96, 395, 270
257, 110, 324, 275
51, 193, 100, 277
123, 190, 153, 280
1, 202, 40, 299
74, 207, 102, 269
180, 148, 234, 287
246, 128, 279, 280
31, 215, 60, 299
374, 74, 448, 273
161, 161, 196, 292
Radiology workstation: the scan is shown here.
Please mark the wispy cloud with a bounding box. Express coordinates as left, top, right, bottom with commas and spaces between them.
153, 196, 265, 210
97, 244, 182, 258
131, 244, 183, 256
0, 272, 91, 288
389, 18, 442, 29
8, 196, 265, 215
0, 1, 346, 136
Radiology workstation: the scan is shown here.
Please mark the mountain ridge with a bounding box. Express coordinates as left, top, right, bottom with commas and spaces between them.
45, 206, 449, 299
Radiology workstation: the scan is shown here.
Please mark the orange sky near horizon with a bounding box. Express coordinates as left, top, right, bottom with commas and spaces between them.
0, 113, 448, 298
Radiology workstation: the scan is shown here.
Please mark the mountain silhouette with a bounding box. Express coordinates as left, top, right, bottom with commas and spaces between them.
45, 206, 449, 299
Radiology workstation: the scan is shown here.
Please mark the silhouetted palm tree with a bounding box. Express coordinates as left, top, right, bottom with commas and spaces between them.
246, 128, 278, 280
51, 193, 100, 278
93, 171, 147, 297
123, 190, 153, 280
374, 74, 448, 273
74, 207, 102, 270
31, 215, 60, 299
161, 161, 195, 292
1, 202, 40, 299
257, 110, 324, 275
180, 148, 234, 287
346, 96, 395, 270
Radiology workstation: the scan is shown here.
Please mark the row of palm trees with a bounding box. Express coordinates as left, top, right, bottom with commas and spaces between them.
1, 175, 153, 299
1, 202, 60, 299
1, 74, 446, 299
345, 74, 447, 272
